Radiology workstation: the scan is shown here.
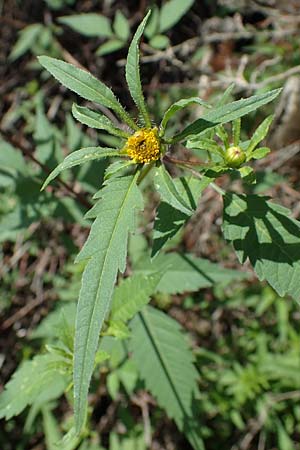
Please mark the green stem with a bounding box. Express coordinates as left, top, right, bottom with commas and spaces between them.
137, 162, 155, 185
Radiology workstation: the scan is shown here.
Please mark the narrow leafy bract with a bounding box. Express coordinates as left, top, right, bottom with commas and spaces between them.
246, 115, 273, 155
38, 56, 137, 130
154, 165, 193, 215
130, 305, 204, 450
172, 88, 281, 142
73, 174, 143, 433
125, 11, 151, 127
222, 193, 300, 301
72, 104, 130, 138
160, 96, 210, 135
41, 147, 120, 190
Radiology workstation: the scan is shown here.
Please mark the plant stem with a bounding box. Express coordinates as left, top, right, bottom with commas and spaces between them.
137, 162, 155, 185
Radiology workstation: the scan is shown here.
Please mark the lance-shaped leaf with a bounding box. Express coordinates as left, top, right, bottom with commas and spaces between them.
130, 306, 204, 450
160, 97, 210, 135
222, 193, 300, 301
171, 88, 281, 143
38, 56, 137, 130
246, 115, 273, 156
125, 11, 151, 127
41, 147, 120, 190
154, 165, 193, 215
72, 104, 130, 138
73, 174, 143, 433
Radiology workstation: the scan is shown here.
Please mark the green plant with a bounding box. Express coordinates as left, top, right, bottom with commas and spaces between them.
2, 9, 300, 450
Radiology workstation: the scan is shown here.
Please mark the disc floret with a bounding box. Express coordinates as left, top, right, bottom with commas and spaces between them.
124, 127, 161, 163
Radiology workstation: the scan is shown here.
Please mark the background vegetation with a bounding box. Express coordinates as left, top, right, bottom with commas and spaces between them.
1, 1, 300, 449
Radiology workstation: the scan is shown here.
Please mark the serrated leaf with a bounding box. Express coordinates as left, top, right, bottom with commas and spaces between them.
160, 97, 210, 135
110, 272, 161, 323
125, 11, 151, 127
0, 354, 67, 420
152, 176, 210, 256
72, 104, 130, 138
96, 39, 125, 56
41, 147, 120, 190
247, 115, 274, 155
222, 193, 300, 301
58, 14, 112, 37
135, 252, 248, 294
73, 174, 143, 433
154, 166, 193, 215
130, 305, 204, 450
38, 56, 137, 130
113, 11, 130, 41
159, 0, 194, 33
172, 89, 281, 143
104, 320, 130, 339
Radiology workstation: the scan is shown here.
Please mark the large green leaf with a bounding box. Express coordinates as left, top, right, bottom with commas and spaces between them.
135, 252, 249, 294
125, 12, 151, 127
154, 165, 193, 215
159, 0, 194, 33
130, 305, 204, 450
152, 175, 210, 256
72, 104, 130, 138
58, 13, 112, 37
41, 147, 120, 190
73, 174, 143, 433
222, 193, 300, 301
160, 96, 210, 135
38, 56, 137, 130
172, 89, 281, 143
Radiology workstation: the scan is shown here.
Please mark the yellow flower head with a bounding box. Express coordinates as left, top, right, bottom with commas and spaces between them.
124, 128, 161, 163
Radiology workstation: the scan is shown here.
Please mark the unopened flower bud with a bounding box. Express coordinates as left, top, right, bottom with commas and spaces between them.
225, 146, 246, 168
